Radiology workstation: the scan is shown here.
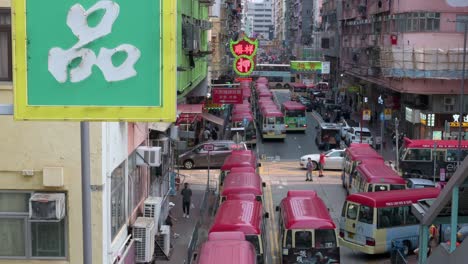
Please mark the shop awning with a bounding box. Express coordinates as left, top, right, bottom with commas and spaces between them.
177, 104, 204, 114
148, 122, 172, 132
201, 112, 225, 126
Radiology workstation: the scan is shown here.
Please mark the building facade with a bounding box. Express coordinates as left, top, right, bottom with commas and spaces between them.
340, 0, 468, 140
245, 0, 274, 41
0, 0, 208, 263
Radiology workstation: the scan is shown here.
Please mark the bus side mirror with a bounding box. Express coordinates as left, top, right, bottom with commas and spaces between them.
276, 206, 280, 212
192, 252, 198, 261
264, 212, 270, 219
262, 182, 266, 187
258, 163, 262, 167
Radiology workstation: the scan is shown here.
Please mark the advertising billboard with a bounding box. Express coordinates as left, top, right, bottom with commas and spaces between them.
13, 0, 176, 121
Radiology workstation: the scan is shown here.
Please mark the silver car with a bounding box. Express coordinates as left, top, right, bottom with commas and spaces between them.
178, 141, 247, 169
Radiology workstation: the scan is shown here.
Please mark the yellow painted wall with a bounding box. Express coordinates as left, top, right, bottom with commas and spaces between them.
0, 87, 104, 263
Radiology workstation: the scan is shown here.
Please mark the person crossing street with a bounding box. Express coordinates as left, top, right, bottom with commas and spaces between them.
319, 152, 325, 177
306, 158, 313, 182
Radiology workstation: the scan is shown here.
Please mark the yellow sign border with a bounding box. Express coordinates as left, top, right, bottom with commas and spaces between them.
12, 0, 176, 122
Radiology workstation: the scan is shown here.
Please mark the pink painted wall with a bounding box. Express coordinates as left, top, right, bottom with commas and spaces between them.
127, 122, 148, 154
396, 32, 465, 49
390, 78, 462, 94
392, 0, 468, 12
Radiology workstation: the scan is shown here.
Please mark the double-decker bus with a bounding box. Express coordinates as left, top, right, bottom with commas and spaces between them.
252, 64, 294, 89
210, 198, 269, 263
195, 232, 257, 264
398, 138, 468, 179
349, 159, 406, 194
339, 188, 440, 255
258, 105, 286, 140
281, 101, 307, 132
277, 190, 340, 263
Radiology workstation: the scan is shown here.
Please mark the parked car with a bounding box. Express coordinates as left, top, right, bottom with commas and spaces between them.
299, 149, 345, 170
344, 127, 374, 146
178, 141, 247, 169
405, 178, 436, 189
338, 119, 359, 139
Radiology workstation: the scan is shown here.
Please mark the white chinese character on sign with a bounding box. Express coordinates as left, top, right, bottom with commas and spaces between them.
453, 114, 461, 123
48, 1, 141, 83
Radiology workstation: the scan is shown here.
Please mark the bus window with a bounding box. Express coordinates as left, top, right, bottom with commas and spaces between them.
367, 185, 373, 192
404, 149, 432, 161
346, 203, 358, 220
374, 185, 389, 192
358, 205, 373, 224
446, 149, 468, 161
276, 117, 284, 124
267, 117, 275, 125
341, 203, 346, 217
390, 184, 406, 190
285, 230, 292, 248
295, 231, 312, 248
245, 235, 261, 253
377, 208, 392, 228
315, 229, 337, 248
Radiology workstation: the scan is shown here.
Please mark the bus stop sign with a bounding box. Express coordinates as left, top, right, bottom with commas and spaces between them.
203, 144, 215, 151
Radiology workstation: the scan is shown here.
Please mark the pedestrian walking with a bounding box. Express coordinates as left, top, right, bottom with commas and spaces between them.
181, 183, 193, 218
306, 158, 313, 182
165, 202, 180, 239
319, 152, 325, 177
203, 128, 211, 141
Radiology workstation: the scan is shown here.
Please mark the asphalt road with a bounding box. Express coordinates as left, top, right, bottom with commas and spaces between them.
255, 90, 394, 263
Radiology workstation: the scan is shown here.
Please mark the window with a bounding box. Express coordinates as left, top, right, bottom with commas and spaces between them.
390, 184, 405, 190
346, 203, 358, 220
403, 148, 432, 161
315, 229, 337, 248
245, 235, 261, 253
128, 151, 145, 215
111, 162, 126, 239
295, 231, 312, 248
0, 9, 12, 81
285, 230, 292, 248
377, 206, 417, 229
358, 205, 373, 224
0, 192, 66, 258
374, 184, 389, 192
456, 15, 468, 32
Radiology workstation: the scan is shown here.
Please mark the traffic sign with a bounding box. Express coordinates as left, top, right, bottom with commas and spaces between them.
203, 144, 215, 151
362, 109, 371, 121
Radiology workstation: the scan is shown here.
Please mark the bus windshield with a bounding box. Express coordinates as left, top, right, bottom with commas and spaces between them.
245, 235, 261, 252
285, 110, 305, 117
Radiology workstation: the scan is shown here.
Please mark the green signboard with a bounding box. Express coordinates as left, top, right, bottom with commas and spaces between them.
290, 61, 322, 73
13, 0, 177, 121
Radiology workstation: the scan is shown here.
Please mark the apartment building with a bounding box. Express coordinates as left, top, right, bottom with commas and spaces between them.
340, 0, 468, 139
245, 0, 274, 41
0, 0, 209, 263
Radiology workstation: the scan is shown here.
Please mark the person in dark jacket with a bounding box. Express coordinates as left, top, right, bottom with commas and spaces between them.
181, 183, 193, 218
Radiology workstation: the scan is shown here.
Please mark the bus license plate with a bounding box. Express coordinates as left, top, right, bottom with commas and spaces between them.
268, 132, 274, 135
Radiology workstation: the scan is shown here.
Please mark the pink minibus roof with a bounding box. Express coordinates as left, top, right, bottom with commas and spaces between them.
232, 114, 254, 122
221, 172, 263, 196
280, 190, 336, 230
210, 199, 263, 235
345, 144, 383, 161
356, 160, 406, 185
230, 166, 256, 173
282, 101, 307, 111
221, 154, 256, 171
290, 82, 307, 88
225, 193, 257, 201
256, 77, 268, 84
261, 107, 283, 117
403, 137, 468, 149
346, 188, 440, 208
199, 232, 256, 264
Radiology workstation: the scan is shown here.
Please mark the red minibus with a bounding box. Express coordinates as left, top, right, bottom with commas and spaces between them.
399, 137, 468, 180
210, 199, 269, 263
290, 82, 307, 98
256, 77, 269, 84
349, 159, 406, 194
339, 188, 440, 255
195, 231, 257, 264
277, 190, 340, 263
342, 144, 384, 193
220, 171, 265, 203
219, 152, 258, 186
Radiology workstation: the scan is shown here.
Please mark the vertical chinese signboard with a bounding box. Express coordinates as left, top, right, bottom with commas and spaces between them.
12, 0, 177, 121
230, 36, 258, 76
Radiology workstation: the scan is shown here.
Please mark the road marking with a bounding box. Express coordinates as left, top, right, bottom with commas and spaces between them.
266, 182, 279, 264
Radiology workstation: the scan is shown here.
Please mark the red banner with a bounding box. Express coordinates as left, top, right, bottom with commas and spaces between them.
212, 88, 243, 104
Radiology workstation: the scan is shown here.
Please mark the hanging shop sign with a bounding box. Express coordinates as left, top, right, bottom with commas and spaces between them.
420, 113, 435, 127
449, 114, 468, 127
12, 0, 177, 121
212, 88, 243, 104
362, 109, 371, 121
290, 61, 322, 73
384, 108, 392, 120
230, 36, 258, 76
405, 107, 420, 124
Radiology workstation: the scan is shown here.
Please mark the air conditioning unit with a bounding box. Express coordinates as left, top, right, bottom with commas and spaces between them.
144, 196, 163, 229
156, 225, 171, 257
444, 96, 455, 106
133, 217, 157, 263
136, 146, 162, 167
29, 193, 66, 221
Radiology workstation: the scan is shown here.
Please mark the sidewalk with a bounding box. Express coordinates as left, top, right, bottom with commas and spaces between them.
158, 184, 217, 264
